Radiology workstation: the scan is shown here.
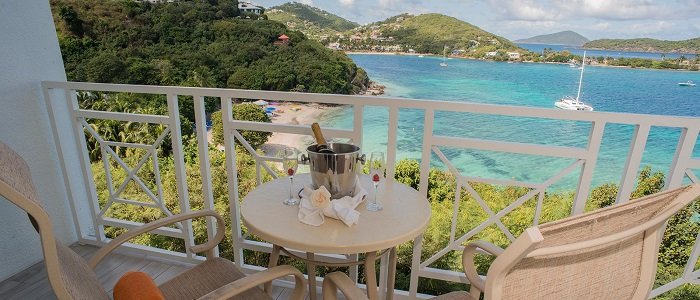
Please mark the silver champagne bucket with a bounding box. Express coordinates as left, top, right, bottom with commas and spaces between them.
301, 143, 365, 199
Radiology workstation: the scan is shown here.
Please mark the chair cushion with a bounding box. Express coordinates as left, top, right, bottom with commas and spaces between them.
158, 257, 270, 300
432, 291, 476, 300
114, 271, 165, 300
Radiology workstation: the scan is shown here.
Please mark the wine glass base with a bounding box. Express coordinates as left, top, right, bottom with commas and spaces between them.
283, 198, 299, 206
366, 202, 383, 211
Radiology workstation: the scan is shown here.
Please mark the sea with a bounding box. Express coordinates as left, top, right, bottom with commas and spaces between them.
319, 53, 700, 191
517, 43, 697, 60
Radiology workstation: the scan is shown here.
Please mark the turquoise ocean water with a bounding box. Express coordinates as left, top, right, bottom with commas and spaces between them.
321, 54, 700, 190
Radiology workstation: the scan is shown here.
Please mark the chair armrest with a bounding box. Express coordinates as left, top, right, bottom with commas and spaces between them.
88, 210, 226, 269
197, 265, 306, 300
462, 241, 504, 292
322, 272, 368, 300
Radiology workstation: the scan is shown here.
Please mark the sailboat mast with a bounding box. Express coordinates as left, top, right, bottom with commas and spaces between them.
576, 51, 586, 101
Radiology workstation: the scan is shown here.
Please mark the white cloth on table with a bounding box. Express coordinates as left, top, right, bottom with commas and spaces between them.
297, 180, 367, 227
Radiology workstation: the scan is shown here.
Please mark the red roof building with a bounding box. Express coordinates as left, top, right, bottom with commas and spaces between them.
274, 34, 290, 46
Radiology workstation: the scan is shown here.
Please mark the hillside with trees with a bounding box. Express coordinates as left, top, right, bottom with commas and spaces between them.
515, 30, 590, 46
584, 37, 700, 53
51, 0, 369, 94
341, 13, 522, 55
267, 2, 358, 41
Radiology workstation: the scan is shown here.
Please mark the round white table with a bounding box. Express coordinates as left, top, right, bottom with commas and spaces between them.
241, 173, 431, 300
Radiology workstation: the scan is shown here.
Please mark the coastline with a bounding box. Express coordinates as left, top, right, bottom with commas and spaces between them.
345, 51, 699, 72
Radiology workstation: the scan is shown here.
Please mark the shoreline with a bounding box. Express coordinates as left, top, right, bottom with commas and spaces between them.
261, 102, 347, 155
346, 51, 699, 72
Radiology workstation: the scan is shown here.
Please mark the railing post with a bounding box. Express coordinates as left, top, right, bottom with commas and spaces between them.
418, 109, 434, 197
222, 97, 245, 265
43, 85, 87, 240
194, 95, 219, 257
353, 104, 364, 147
386, 106, 399, 183
665, 127, 699, 189
66, 88, 105, 242
572, 121, 605, 215
167, 94, 196, 258
616, 124, 650, 203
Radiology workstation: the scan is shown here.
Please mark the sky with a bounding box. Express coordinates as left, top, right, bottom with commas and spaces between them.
254, 0, 700, 41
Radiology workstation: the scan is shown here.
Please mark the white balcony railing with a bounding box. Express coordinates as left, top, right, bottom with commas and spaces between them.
42, 81, 700, 298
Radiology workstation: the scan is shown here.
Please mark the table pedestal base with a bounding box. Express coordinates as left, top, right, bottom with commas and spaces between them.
267, 245, 397, 300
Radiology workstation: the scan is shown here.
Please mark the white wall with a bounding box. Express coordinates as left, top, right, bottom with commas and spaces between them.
0, 0, 77, 281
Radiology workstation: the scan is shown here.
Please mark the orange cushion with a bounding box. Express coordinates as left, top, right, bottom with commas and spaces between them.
113, 271, 165, 300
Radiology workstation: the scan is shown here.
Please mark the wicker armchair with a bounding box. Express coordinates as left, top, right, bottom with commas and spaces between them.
0, 141, 306, 300
323, 184, 700, 300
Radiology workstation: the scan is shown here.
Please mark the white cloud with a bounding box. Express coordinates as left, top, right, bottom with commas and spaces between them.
488, 0, 700, 21
339, 0, 355, 7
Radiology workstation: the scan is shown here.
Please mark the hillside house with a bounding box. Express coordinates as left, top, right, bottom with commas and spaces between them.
508, 52, 521, 60
238, 1, 264, 14
327, 42, 342, 50
485, 51, 498, 57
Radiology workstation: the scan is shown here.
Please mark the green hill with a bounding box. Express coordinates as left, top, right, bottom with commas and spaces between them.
346, 13, 521, 55
50, 0, 369, 94
267, 2, 358, 39
584, 37, 700, 53
515, 30, 589, 46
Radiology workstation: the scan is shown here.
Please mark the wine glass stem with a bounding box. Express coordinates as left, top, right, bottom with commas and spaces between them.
289, 176, 294, 200
373, 182, 379, 204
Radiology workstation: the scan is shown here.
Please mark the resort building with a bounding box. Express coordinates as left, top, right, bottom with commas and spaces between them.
327, 42, 342, 50
508, 52, 521, 60
485, 51, 498, 57
238, 1, 264, 15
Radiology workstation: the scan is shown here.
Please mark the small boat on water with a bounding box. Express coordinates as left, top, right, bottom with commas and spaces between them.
555, 51, 594, 111
440, 45, 448, 67
678, 81, 696, 86
418, 55, 424, 58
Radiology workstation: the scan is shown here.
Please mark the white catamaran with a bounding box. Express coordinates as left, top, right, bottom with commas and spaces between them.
440, 45, 448, 67
555, 51, 594, 111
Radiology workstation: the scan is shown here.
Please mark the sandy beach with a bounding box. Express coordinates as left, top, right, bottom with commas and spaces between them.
260, 102, 344, 156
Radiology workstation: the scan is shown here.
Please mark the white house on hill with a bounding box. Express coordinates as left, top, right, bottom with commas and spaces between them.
239, 1, 264, 14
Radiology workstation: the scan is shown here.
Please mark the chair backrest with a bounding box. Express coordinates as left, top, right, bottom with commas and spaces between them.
484, 184, 700, 300
0, 141, 109, 300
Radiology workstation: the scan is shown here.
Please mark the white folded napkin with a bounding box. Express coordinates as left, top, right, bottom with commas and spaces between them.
297, 179, 367, 227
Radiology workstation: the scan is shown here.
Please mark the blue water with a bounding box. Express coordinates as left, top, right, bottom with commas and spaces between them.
322, 54, 700, 190
518, 43, 697, 60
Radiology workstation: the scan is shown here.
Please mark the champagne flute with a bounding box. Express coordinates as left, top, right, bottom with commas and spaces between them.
367, 151, 385, 211
282, 148, 299, 206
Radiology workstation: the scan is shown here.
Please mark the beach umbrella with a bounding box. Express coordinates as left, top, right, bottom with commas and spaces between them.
253, 100, 269, 106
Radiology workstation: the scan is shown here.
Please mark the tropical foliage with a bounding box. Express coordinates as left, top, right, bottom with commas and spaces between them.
51, 0, 369, 94
210, 103, 272, 149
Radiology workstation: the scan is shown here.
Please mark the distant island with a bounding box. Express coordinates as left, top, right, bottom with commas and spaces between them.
584, 37, 700, 54
515, 30, 590, 46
